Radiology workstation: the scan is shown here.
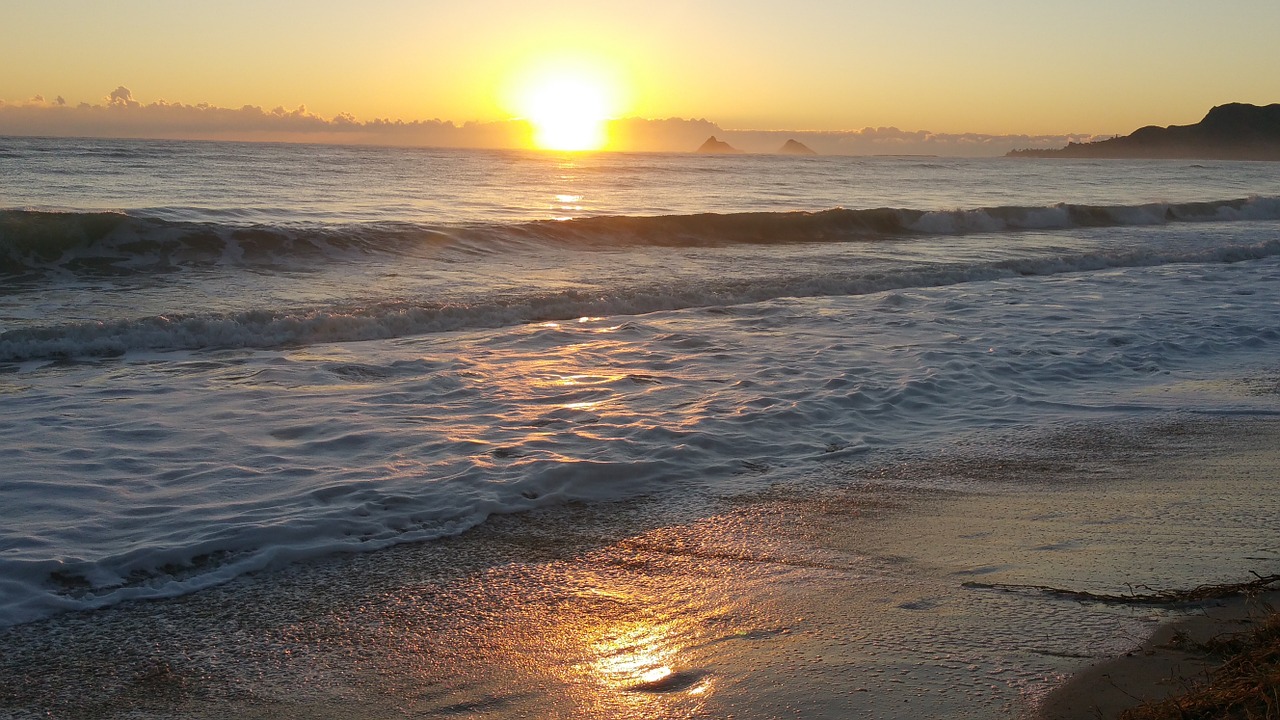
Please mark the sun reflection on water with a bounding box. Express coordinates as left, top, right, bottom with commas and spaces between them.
561, 400, 602, 411
565, 617, 715, 713
350, 513, 785, 718
590, 622, 675, 686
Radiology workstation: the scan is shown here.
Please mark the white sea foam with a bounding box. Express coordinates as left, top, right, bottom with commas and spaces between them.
3, 140, 1280, 628
3, 229, 1279, 363
2, 249, 1278, 626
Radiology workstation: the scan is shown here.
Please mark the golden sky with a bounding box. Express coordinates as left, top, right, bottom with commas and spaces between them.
3, 0, 1279, 137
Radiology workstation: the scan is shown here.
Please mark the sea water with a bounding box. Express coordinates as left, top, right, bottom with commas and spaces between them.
2, 136, 1279, 628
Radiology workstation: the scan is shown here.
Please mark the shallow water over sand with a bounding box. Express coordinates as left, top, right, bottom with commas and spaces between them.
3, 417, 1278, 719
2, 139, 1279, 647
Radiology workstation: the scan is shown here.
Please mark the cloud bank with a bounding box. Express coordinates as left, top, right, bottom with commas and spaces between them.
1, 87, 1108, 156
0, 87, 530, 148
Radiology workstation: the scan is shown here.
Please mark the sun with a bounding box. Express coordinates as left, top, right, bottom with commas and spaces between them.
522, 75, 610, 151
508, 60, 621, 152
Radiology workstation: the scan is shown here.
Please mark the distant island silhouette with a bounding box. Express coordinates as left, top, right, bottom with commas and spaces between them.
696, 136, 741, 154
693, 137, 817, 155
1008, 103, 1280, 160
778, 139, 817, 155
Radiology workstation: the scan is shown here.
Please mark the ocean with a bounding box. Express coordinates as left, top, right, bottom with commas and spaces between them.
3, 137, 1280, 719
3, 136, 1280, 632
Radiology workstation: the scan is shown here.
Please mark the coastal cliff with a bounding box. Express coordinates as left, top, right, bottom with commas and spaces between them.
1009, 103, 1280, 160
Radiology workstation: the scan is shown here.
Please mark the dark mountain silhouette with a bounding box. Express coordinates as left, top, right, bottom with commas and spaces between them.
778, 139, 817, 155
1008, 103, 1280, 160
696, 135, 741, 154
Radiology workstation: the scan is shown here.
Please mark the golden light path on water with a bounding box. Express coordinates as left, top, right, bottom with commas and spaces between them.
422, 322, 724, 717
357, 513, 767, 719
554, 596, 719, 715
6, 419, 1280, 719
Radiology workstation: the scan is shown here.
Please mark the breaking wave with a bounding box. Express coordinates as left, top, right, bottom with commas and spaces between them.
4, 233, 1280, 363
3, 196, 1279, 279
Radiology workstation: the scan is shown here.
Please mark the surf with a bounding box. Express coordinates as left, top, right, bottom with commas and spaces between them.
3, 196, 1278, 280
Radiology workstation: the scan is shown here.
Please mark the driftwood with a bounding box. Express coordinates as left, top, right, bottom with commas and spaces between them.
962, 572, 1280, 605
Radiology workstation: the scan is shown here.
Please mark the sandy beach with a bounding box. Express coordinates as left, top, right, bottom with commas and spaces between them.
1, 410, 1276, 720
1037, 587, 1279, 720
7, 3, 1280, 717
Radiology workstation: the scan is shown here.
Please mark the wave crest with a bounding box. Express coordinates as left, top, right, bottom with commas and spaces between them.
4, 235, 1279, 363
3, 196, 1278, 279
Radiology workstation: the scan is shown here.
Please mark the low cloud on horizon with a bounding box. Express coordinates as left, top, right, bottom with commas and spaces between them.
1, 87, 1110, 156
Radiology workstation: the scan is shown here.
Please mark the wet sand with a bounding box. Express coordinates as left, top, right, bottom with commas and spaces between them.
1037, 589, 1279, 720
1, 416, 1278, 719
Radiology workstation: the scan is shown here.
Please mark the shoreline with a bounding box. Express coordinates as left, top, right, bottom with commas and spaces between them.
1038, 588, 1280, 720
2, 414, 1278, 719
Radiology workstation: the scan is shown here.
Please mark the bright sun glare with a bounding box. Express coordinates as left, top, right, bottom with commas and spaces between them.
512, 63, 618, 152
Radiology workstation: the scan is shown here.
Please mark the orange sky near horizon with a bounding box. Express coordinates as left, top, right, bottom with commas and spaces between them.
3, 0, 1280, 139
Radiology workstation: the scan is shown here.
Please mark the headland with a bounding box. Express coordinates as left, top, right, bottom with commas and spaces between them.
1009, 103, 1280, 160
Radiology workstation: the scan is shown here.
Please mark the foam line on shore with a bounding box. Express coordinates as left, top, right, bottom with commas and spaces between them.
2, 416, 1277, 719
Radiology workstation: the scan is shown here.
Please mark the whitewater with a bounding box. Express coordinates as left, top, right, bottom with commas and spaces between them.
2, 135, 1279, 629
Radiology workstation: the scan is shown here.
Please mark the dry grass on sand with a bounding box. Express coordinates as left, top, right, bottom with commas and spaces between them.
1036, 574, 1280, 720
1121, 605, 1280, 720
